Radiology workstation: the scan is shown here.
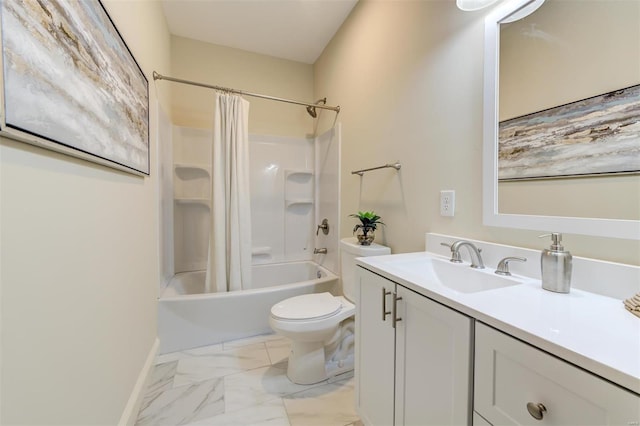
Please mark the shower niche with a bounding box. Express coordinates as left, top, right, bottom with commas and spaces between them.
172, 126, 211, 273
284, 169, 314, 262
174, 166, 209, 199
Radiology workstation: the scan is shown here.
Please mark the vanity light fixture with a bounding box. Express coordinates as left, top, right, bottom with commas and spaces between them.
500, 0, 545, 23
456, 0, 501, 11
456, 0, 543, 15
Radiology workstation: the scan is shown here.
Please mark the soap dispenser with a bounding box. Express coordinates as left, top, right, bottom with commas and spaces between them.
539, 233, 572, 293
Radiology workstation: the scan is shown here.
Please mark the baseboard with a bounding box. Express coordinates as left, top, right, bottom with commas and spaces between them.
118, 337, 159, 426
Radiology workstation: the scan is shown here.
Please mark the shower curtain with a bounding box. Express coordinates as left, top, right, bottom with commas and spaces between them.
205, 93, 252, 293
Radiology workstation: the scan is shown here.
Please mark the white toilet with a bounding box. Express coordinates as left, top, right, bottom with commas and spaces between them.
269, 237, 391, 384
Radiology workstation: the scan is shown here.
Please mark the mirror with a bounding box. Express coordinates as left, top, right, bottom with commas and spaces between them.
483, 0, 640, 239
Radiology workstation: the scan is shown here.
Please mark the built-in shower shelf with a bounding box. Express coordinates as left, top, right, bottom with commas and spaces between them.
285, 169, 314, 203
174, 163, 210, 199
285, 199, 314, 208
251, 246, 272, 256
285, 170, 313, 179
174, 163, 211, 174
174, 198, 210, 207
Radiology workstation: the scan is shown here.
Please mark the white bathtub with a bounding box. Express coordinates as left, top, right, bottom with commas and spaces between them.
158, 261, 338, 353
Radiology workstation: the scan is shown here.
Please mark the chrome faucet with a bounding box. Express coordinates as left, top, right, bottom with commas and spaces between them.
313, 248, 328, 254
445, 240, 485, 269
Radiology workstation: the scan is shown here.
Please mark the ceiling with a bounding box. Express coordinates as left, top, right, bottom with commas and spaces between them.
161, 0, 359, 64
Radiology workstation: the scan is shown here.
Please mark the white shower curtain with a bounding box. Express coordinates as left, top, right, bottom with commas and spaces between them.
205, 93, 252, 293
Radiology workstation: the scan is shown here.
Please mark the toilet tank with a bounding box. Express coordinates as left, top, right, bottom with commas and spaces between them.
340, 237, 391, 301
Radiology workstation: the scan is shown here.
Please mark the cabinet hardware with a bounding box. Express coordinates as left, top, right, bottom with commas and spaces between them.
392, 293, 403, 328
382, 288, 392, 321
526, 402, 547, 420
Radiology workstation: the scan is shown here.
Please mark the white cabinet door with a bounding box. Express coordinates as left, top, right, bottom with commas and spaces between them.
473, 412, 493, 426
394, 285, 473, 426
475, 323, 640, 425
356, 268, 396, 426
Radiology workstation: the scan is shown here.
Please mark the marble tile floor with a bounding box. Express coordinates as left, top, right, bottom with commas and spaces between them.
135, 333, 362, 426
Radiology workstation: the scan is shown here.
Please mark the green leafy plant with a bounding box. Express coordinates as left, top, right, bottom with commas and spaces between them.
349, 211, 384, 233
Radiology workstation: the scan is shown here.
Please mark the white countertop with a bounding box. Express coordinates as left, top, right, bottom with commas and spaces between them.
356, 251, 640, 395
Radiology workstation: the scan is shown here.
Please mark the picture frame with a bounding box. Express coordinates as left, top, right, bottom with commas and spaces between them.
498, 84, 640, 181
0, 0, 149, 175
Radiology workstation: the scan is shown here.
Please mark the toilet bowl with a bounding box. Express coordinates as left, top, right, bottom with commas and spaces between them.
269, 292, 355, 384
269, 238, 391, 384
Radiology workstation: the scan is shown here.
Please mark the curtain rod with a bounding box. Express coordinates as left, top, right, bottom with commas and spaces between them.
153, 71, 340, 113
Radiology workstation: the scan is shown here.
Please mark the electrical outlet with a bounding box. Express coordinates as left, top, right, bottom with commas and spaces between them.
440, 190, 455, 217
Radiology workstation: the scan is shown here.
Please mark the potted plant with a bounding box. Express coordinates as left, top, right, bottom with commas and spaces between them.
350, 211, 384, 245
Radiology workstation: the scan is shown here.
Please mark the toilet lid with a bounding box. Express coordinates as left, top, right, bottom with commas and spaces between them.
271, 292, 341, 321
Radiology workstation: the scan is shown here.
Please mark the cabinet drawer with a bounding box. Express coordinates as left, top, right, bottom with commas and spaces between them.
474, 323, 640, 425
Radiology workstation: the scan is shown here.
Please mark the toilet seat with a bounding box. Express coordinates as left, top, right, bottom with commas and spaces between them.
269, 294, 355, 345
271, 292, 341, 321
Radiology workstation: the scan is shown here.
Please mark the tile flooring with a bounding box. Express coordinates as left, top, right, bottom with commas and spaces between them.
135, 333, 361, 426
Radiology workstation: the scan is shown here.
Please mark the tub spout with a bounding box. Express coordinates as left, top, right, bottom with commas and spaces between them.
313, 248, 328, 254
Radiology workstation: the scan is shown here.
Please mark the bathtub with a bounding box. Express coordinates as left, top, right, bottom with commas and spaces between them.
158, 261, 338, 354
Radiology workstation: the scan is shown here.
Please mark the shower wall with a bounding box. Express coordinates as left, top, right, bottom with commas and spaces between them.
314, 124, 341, 275
250, 134, 315, 264
166, 125, 322, 286
158, 106, 174, 293
172, 126, 212, 275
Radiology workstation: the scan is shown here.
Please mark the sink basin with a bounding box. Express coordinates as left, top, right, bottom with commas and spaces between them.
430, 258, 522, 293
391, 255, 523, 293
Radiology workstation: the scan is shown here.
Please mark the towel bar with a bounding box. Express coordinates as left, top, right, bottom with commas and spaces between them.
352, 162, 401, 176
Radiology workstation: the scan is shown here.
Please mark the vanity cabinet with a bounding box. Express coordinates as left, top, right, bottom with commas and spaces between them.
356, 267, 473, 426
474, 323, 640, 425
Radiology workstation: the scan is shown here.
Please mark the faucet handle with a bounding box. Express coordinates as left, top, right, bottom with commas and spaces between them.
440, 242, 462, 263
316, 218, 330, 236
495, 256, 527, 276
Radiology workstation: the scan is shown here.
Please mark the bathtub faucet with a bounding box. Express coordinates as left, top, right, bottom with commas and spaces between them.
313, 248, 328, 254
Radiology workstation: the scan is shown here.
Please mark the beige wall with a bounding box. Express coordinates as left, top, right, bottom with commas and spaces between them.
0, 1, 171, 424
314, 0, 640, 265
499, 0, 639, 120
168, 36, 314, 138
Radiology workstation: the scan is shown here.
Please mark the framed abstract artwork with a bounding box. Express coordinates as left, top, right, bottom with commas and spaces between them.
498, 85, 640, 181
0, 0, 149, 175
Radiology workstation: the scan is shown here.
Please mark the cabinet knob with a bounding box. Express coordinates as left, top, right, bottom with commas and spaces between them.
526, 402, 547, 420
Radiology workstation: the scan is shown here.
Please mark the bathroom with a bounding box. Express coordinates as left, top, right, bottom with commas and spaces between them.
0, 0, 638, 425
